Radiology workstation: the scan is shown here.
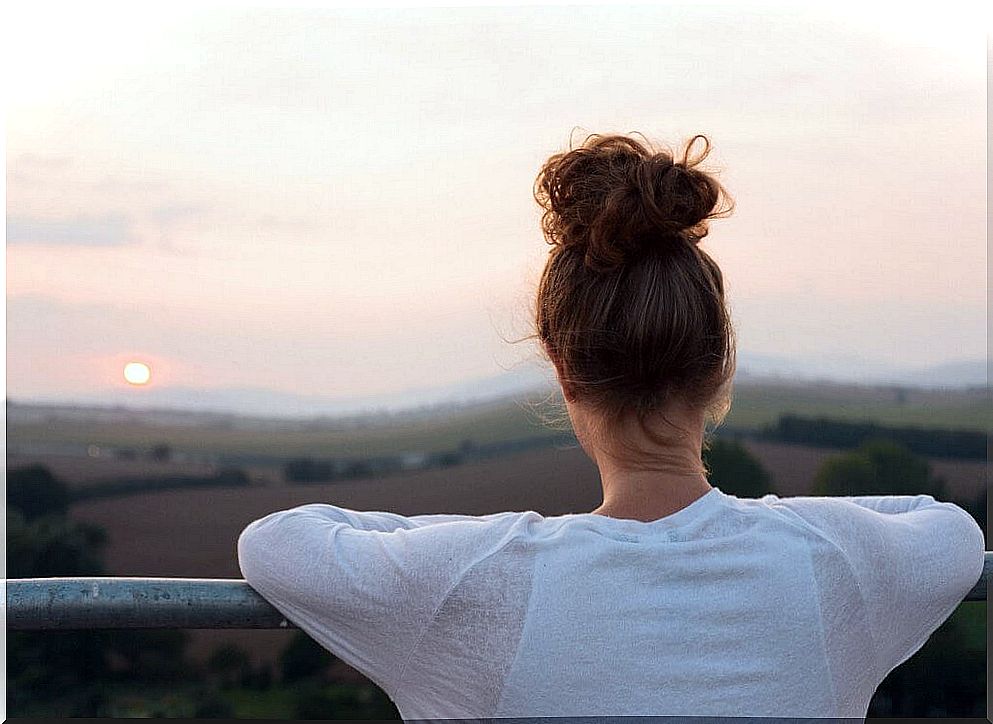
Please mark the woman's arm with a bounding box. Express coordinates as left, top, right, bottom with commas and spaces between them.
243, 502, 519, 534
761, 492, 945, 515
236, 505, 530, 698
763, 492, 984, 677
821, 493, 957, 515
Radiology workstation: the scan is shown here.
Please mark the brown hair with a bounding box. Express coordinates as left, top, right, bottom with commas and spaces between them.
530, 132, 736, 471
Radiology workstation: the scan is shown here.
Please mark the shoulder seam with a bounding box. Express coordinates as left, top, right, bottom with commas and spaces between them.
389, 514, 533, 700
747, 499, 885, 679
799, 540, 841, 714
492, 539, 539, 715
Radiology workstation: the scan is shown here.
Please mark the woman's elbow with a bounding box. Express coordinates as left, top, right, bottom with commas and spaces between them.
939, 503, 987, 594
237, 513, 286, 584
960, 508, 987, 585
237, 524, 264, 582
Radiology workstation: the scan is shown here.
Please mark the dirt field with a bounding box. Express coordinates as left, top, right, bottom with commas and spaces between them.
65, 437, 986, 670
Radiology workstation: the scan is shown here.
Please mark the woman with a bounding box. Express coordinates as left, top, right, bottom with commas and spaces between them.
238, 133, 984, 720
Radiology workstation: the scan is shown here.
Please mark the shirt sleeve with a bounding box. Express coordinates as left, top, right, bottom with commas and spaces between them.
236, 503, 523, 698
251, 503, 520, 533
761, 493, 985, 678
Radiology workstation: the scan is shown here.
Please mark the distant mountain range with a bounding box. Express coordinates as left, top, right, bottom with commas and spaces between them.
8, 361, 560, 420
735, 352, 987, 389
7, 353, 986, 420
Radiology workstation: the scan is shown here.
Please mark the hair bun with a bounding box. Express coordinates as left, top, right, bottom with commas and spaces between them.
534, 133, 733, 272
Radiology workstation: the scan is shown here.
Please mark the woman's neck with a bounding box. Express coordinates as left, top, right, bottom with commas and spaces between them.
592, 464, 713, 522
572, 399, 712, 522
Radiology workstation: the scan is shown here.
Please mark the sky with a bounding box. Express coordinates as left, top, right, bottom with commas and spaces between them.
5, 3, 988, 407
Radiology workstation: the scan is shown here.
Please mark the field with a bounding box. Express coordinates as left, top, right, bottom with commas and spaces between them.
7, 380, 991, 462
726, 380, 990, 432
11, 377, 989, 676
7, 396, 556, 459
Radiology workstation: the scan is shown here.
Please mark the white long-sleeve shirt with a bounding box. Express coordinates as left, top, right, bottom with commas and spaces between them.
236, 486, 985, 720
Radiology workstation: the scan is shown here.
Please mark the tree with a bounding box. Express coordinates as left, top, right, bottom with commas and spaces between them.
6, 508, 106, 579
964, 487, 986, 545
213, 467, 250, 486
104, 629, 190, 684
811, 455, 875, 498
150, 443, 172, 463
869, 608, 984, 716
702, 438, 774, 498
206, 644, 254, 689
285, 458, 336, 483
7, 508, 111, 709
7, 485, 193, 715
813, 437, 945, 498
280, 630, 336, 683
8, 464, 71, 520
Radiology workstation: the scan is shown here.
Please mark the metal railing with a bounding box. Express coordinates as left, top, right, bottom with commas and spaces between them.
6, 578, 296, 630
6, 552, 991, 630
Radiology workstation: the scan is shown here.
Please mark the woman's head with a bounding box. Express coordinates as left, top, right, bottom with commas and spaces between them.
531, 132, 736, 473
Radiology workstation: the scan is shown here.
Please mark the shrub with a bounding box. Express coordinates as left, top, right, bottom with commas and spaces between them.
280, 631, 335, 683
703, 438, 774, 498
8, 464, 70, 519
813, 438, 946, 498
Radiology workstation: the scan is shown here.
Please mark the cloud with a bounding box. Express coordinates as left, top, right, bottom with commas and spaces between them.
11, 153, 72, 171
147, 204, 207, 224
6, 214, 137, 246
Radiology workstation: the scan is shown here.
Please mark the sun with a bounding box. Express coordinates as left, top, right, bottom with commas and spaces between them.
123, 361, 152, 386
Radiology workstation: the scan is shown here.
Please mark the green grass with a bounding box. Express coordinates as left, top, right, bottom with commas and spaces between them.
953, 602, 987, 654
221, 685, 299, 718
724, 383, 992, 433
8, 680, 398, 719
221, 681, 398, 719
7, 397, 561, 459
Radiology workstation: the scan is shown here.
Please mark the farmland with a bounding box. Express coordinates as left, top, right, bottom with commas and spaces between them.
7, 379, 991, 463
10, 377, 989, 673
65, 436, 987, 670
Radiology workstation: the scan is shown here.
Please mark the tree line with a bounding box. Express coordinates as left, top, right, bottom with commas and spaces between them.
759, 414, 986, 460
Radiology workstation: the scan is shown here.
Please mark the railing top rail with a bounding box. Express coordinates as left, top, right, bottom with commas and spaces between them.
5, 577, 296, 630
5, 552, 990, 630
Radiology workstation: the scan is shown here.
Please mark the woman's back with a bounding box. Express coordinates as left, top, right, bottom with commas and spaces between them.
237, 487, 983, 719
239, 132, 982, 720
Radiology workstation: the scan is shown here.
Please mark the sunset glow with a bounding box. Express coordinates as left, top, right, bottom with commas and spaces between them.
123, 362, 152, 386
5, 5, 985, 408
